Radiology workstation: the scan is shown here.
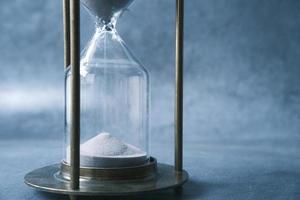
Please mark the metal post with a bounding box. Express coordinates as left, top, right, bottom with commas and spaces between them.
175, 0, 184, 172
63, 0, 70, 68
70, 0, 80, 192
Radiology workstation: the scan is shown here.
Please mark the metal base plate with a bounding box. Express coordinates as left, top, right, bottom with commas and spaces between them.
24, 163, 188, 196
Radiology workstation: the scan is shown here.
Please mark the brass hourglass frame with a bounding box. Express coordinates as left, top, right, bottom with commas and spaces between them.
24, 0, 188, 198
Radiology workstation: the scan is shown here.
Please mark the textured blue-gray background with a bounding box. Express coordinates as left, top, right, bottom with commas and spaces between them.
1, 0, 300, 199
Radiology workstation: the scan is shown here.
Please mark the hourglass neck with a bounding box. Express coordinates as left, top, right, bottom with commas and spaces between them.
95, 16, 118, 32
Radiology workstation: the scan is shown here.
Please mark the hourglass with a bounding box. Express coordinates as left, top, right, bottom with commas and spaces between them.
25, 0, 188, 198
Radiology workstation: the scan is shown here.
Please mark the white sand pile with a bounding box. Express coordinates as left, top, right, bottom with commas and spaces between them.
66, 132, 147, 167
81, 132, 145, 157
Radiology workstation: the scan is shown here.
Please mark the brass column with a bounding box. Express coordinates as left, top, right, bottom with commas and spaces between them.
63, 0, 70, 69
175, 0, 184, 172
70, 0, 80, 193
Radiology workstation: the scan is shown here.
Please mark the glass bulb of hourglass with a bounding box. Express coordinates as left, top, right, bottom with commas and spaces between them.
64, 0, 150, 168
81, 0, 134, 24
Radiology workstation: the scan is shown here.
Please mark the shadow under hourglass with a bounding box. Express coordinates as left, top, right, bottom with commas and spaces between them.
33, 179, 227, 200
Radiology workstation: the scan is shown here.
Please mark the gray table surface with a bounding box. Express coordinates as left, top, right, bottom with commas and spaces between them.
1, 133, 300, 200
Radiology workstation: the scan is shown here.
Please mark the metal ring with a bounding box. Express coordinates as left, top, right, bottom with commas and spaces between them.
60, 157, 157, 180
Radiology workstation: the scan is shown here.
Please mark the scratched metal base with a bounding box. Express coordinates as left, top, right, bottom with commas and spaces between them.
24, 163, 188, 196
